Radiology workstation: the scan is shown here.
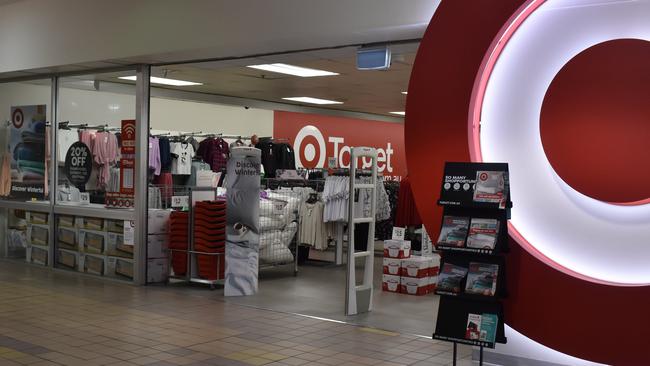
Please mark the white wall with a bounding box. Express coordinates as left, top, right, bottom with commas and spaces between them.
0, 0, 440, 73
0, 82, 272, 141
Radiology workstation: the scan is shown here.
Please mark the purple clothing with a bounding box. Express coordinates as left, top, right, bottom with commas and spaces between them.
149, 137, 161, 176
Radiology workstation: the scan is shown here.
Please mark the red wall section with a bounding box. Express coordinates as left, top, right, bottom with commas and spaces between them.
541, 39, 650, 204
273, 111, 406, 180
406, 2, 650, 365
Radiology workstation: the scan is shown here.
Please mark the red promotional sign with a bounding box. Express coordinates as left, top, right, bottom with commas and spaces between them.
273, 111, 406, 180
119, 119, 135, 197
121, 119, 136, 155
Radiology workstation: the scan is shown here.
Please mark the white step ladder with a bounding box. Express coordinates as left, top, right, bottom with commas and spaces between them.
345, 146, 378, 316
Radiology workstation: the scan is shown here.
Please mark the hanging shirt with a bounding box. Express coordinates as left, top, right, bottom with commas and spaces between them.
158, 137, 172, 172
170, 142, 195, 175
93, 132, 119, 188
58, 129, 79, 163
299, 201, 328, 250
79, 130, 96, 150
148, 137, 161, 176
197, 137, 229, 173
0, 153, 10, 196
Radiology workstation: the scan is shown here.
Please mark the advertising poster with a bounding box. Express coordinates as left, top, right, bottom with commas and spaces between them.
8, 105, 47, 200
224, 147, 261, 296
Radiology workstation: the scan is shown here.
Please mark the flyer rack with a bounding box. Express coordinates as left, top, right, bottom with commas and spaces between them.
432, 162, 511, 366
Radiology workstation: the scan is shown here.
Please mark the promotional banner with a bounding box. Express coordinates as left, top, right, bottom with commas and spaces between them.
64, 142, 92, 189
224, 147, 261, 296
8, 105, 47, 200
273, 111, 406, 180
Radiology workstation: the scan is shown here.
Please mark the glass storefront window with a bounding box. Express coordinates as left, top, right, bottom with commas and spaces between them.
0, 80, 52, 203
57, 71, 136, 209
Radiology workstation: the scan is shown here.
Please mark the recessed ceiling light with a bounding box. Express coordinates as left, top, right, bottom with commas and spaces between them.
401, 91, 408, 95
118, 76, 202, 86
248, 63, 339, 77
390, 111, 406, 116
282, 97, 343, 105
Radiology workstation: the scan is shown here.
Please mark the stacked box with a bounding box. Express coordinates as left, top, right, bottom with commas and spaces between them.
382, 239, 411, 293
398, 254, 442, 295
81, 254, 106, 276
383, 239, 411, 259
57, 249, 80, 270
382, 274, 401, 293
57, 226, 78, 251
106, 232, 133, 258
26, 212, 48, 225
27, 245, 48, 266
27, 224, 49, 246
78, 217, 105, 231
79, 229, 107, 255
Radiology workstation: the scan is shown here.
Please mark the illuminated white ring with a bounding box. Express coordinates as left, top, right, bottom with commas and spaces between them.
293, 125, 326, 168
473, 0, 650, 285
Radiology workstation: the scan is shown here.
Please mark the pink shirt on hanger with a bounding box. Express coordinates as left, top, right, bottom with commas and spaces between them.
93, 132, 119, 188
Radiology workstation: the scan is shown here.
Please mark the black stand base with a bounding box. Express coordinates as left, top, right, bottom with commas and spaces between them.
451, 342, 484, 366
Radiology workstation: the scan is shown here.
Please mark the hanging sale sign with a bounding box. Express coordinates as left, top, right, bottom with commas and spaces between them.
106, 119, 136, 208
273, 111, 406, 180
64, 142, 93, 189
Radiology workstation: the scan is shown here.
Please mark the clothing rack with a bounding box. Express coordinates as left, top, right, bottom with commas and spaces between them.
58, 121, 119, 132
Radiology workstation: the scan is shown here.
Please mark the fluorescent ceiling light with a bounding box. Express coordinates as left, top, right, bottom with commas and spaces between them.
247, 63, 339, 77
118, 76, 202, 86
282, 97, 343, 105
390, 111, 406, 116
401, 91, 408, 95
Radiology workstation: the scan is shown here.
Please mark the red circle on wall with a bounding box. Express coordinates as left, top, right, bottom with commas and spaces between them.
405, 1, 650, 365
540, 39, 650, 204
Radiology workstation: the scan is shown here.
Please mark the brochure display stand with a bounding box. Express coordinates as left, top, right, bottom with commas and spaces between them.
433, 162, 511, 366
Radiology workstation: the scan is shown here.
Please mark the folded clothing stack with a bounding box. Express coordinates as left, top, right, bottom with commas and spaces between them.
194, 200, 226, 280
169, 211, 189, 275
15, 122, 46, 182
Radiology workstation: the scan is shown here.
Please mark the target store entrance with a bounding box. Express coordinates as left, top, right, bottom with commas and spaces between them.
140, 41, 439, 336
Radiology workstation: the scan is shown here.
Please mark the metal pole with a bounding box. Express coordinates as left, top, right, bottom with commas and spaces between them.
452, 342, 457, 366
48, 76, 58, 268
134, 65, 150, 285
479, 345, 484, 366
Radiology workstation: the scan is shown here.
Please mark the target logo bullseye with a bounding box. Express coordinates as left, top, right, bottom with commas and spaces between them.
293, 124, 396, 173
12, 108, 24, 129
294, 125, 326, 169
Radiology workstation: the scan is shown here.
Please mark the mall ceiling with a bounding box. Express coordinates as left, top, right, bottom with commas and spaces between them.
142, 43, 418, 119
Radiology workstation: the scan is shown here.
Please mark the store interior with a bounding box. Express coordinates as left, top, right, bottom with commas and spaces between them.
0, 41, 444, 338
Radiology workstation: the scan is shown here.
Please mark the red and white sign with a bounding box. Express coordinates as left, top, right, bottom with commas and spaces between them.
107, 119, 135, 208
273, 111, 406, 180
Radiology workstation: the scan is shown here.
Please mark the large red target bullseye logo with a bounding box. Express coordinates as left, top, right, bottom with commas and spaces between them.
406, 0, 650, 364
541, 39, 650, 205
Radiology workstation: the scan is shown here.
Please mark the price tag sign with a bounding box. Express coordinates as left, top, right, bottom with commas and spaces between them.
171, 196, 189, 209
123, 221, 135, 246
80, 192, 90, 205
391, 227, 406, 241
421, 225, 433, 256
272, 200, 288, 215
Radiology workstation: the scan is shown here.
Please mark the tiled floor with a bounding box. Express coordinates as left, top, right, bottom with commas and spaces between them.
0, 260, 472, 366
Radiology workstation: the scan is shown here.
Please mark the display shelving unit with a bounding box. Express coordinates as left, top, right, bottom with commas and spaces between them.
433, 162, 511, 366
